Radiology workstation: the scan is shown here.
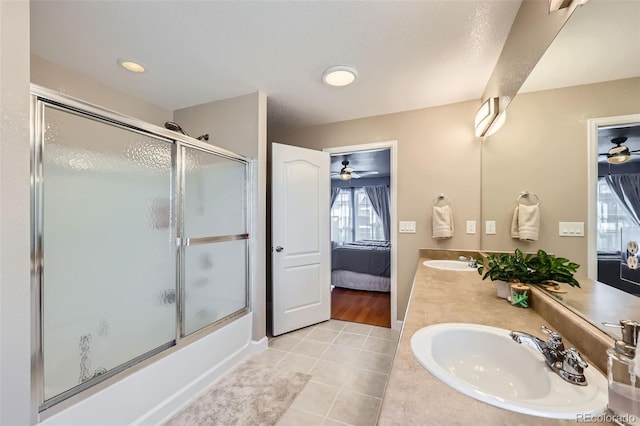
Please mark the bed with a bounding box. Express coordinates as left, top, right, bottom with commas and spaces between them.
331, 240, 391, 292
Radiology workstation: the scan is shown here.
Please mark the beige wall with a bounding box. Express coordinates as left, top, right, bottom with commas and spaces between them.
481, 77, 640, 270
174, 92, 263, 159
1, 1, 33, 424
270, 100, 483, 321
31, 54, 173, 127
175, 93, 268, 341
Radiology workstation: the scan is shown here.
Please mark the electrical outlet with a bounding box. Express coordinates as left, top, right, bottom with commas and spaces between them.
466, 220, 476, 234
485, 220, 496, 235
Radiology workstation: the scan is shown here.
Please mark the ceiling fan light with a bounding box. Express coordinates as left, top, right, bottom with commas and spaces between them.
607, 152, 631, 164
339, 170, 352, 180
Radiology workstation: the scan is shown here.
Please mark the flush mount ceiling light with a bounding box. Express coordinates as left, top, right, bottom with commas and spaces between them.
117, 58, 146, 73
474, 97, 499, 138
322, 65, 357, 87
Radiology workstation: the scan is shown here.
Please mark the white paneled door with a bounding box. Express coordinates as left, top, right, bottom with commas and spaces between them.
272, 143, 330, 336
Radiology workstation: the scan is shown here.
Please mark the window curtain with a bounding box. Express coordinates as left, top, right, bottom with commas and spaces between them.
363, 185, 391, 241
330, 187, 340, 208
605, 174, 640, 226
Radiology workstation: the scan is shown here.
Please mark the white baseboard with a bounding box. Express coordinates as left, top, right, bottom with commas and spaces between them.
250, 336, 268, 354
394, 320, 404, 331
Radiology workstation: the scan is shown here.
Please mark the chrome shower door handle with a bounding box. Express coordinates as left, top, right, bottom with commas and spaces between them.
275, 246, 284, 252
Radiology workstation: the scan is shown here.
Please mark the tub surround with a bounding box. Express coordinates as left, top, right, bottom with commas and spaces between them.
378, 249, 612, 425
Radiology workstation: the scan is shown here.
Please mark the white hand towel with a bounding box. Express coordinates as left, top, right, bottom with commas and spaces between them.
432, 205, 454, 239
517, 204, 540, 241
511, 206, 520, 239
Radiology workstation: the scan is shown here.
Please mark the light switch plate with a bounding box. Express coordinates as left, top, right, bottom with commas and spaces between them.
399, 221, 416, 233
466, 220, 476, 234
485, 220, 496, 235
559, 221, 584, 237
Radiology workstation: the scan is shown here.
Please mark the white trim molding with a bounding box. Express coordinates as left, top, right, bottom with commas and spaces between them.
587, 114, 640, 280
323, 141, 399, 328
250, 336, 268, 354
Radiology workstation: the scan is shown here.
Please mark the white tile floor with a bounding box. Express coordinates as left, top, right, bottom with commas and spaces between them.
253, 320, 400, 426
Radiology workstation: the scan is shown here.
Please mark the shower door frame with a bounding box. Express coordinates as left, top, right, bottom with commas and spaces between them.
30, 84, 252, 419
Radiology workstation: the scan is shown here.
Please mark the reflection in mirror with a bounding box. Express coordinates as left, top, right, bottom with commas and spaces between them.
480, 0, 640, 341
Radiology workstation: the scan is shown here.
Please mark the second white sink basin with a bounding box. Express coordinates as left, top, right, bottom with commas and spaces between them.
410, 323, 608, 419
422, 260, 476, 271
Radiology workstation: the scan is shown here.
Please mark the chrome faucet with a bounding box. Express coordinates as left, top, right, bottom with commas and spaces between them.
510, 326, 588, 386
458, 256, 478, 268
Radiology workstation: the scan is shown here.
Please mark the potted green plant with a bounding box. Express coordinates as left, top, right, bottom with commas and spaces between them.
477, 249, 581, 299
522, 249, 581, 288
477, 249, 530, 298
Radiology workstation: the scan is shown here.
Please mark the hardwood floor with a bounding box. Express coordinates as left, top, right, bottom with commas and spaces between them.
331, 287, 391, 328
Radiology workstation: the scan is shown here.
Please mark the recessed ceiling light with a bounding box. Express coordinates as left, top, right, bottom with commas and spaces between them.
322, 65, 357, 87
117, 58, 146, 73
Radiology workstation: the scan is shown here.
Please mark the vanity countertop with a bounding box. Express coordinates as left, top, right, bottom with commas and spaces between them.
377, 250, 610, 425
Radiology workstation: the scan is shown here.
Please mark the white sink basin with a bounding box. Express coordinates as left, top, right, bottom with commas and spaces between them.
422, 260, 476, 271
410, 323, 608, 419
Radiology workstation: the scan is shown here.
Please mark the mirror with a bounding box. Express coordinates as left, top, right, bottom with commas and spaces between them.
480, 0, 640, 340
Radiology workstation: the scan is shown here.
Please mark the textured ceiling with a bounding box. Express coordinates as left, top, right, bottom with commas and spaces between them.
30, 0, 521, 131
29, 1, 639, 133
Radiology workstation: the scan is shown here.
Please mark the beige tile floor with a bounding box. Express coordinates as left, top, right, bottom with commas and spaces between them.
253, 320, 400, 426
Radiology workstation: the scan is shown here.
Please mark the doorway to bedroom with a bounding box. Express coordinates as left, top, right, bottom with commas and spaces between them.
326, 143, 396, 328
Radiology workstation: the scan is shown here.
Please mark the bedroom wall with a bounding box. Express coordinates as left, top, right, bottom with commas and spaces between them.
270, 99, 482, 322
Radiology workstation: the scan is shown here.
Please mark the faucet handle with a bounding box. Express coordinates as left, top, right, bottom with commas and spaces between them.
540, 326, 563, 348
563, 348, 588, 370
560, 348, 588, 385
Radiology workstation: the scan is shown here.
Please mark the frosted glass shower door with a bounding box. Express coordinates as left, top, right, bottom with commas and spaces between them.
40, 106, 176, 403
181, 146, 248, 336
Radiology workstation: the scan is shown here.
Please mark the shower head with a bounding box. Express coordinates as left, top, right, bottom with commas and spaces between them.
164, 121, 187, 135
164, 122, 210, 143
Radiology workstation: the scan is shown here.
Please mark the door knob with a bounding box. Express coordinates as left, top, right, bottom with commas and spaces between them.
275, 246, 284, 252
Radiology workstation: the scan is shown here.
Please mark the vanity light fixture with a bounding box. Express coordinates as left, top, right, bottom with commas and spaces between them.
549, 0, 573, 12
117, 58, 146, 73
474, 97, 499, 138
322, 65, 358, 87
486, 110, 507, 137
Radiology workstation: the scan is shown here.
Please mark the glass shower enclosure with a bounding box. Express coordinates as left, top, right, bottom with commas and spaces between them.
31, 87, 250, 412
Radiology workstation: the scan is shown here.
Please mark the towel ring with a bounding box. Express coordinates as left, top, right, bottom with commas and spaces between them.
517, 191, 539, 206
433, 193, 450, 207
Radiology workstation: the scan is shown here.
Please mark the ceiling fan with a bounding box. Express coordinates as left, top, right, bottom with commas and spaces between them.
331, 160, 379, 180
599, 137, 640, 164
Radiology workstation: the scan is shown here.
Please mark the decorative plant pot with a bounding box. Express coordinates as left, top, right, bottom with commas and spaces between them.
495, 280, 511, 299
510, 283, 530, 308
